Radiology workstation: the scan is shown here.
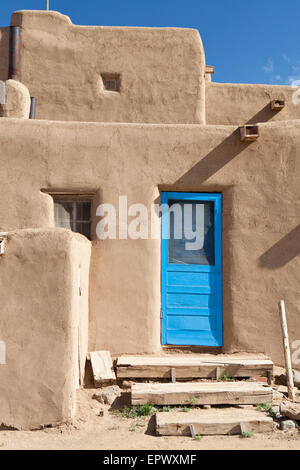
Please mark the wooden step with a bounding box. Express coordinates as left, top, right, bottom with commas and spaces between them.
131, 382, 273, 406
117, 354, 273, 380
89, 350, 116, 387
156, 408, 274, 436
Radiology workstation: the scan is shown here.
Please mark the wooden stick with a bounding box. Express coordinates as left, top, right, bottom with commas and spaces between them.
279, 300, 295, 402
189, 424, 195, 439
240, 422, 246, 435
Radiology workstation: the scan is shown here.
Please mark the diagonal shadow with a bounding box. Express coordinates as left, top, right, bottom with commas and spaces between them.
246, 103, 282, 125
259, 225, 300, 269
175, 129, 250, 186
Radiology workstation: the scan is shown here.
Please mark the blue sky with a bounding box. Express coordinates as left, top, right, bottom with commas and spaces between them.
1, 1, 300, 85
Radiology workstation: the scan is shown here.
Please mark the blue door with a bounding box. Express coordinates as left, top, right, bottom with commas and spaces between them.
161, 192, 222, 346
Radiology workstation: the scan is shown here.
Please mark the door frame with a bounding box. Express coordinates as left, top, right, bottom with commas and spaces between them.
161, 192, 223, 346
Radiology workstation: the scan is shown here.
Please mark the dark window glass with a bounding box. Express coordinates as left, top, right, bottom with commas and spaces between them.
54, 199, 91, 240
101, 73, 121, 92
168, 200, 214, 265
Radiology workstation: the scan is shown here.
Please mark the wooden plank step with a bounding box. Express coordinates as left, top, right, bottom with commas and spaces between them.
131, 382, 273, 406
89, 350, 116, 387
156, 408, 274, 436
117, 355, 273, 380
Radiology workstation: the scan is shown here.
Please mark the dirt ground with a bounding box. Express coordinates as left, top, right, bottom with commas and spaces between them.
0, 388, 300, 451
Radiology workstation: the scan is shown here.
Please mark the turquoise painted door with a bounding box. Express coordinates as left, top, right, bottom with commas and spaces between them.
161, 192, 222, 346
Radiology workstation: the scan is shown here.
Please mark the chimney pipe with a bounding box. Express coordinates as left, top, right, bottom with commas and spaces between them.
29, 97, 37, 119
8, 26, 21, 81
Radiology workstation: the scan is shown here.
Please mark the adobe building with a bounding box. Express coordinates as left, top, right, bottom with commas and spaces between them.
0, 10, 300, 429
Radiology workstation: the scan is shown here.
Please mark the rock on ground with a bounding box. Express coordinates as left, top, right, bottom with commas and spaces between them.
280, 402, 300, 421
92, 385, 121, 405
272, 389, 285, 401
280, 420, 296, 431
277, 370, 300, 389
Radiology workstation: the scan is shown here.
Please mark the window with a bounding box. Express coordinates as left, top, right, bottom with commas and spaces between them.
54, 198, 92, 240
101, 73, 121, 92
168, 200, 215, 266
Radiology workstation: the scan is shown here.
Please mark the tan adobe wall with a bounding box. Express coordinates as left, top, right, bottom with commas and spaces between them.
0, 27, 9, 82
4, 11, 300, 126
0, 119, 299, 368
10, 10, 205, 124
0, 228, 91, 429
0, 79, 31, 118
206, 82, 300, 125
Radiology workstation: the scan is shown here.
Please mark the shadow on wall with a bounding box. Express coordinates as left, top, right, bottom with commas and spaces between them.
175, 129, 251, 186
259, 225, 300, 269
246, 103, 282, 125
156, 130, 248, 351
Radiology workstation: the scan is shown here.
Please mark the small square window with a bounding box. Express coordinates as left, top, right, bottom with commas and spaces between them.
101, 73, 121, 92
54, 198, 92, 240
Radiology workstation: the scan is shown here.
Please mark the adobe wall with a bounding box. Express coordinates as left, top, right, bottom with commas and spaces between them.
4, 11, 300, 127
0, 118, 299, 368
10, 10, 205, 124
0, 79, 31, 118
206, 82, 300, 125
0, 228, 91, 429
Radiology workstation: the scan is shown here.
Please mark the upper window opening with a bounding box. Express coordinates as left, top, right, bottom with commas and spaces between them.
54, 198, 92, 240
101, 73, 121, 92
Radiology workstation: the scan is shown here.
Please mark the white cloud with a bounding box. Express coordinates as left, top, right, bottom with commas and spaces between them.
262, 58, 274, 73
288, 75, 300, 86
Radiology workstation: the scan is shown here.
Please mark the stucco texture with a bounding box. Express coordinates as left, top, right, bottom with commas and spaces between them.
11, 10, 205, 124
0, 118, 299, 368
0, 79, 31, 118
0, 228, 91, 429
206, 82, 300, 125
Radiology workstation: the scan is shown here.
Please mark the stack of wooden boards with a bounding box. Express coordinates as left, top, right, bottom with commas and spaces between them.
156, 408, 274, 436
131, 381, 273, 406
117, 355, 274, 381
89, 352, 275, 436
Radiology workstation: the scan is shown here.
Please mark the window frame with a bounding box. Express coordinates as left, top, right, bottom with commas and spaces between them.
53, 195, 93, 240
101, 73, 121, 92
